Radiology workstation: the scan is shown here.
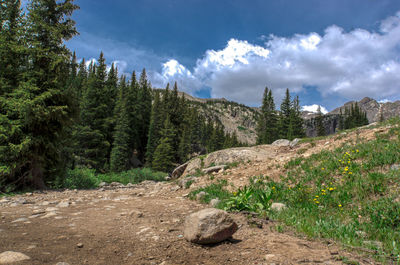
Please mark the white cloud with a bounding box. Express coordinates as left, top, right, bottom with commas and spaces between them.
302, 104, 328, 114
154, 11, 400, 107
378, 99, 392, 103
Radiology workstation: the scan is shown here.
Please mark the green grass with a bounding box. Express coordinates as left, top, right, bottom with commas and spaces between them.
237, 126, 247, 131
62, 167, 167, 189
190, 118, 400, 262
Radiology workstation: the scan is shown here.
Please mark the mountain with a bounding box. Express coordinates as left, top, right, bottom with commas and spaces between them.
177, 91, 259, 145
304, 97, 400, 136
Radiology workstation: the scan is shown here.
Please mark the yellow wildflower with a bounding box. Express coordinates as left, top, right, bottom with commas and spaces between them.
338, 204, 342, 207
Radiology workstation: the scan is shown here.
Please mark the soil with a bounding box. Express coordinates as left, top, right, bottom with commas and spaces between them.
0, 125, 387, 265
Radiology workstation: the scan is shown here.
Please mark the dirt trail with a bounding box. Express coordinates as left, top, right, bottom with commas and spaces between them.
0, 126, 386, 265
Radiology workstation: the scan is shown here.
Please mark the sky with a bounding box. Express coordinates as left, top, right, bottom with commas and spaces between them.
61, 0, 400, 111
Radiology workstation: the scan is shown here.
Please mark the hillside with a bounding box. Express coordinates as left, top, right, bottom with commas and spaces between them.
2, 119, 399, 264
166, 90, 260, 145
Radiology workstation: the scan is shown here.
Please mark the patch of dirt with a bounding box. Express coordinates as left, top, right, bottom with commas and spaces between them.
1, 125, 388, 264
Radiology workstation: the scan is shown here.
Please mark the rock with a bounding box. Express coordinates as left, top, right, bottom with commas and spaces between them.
98, 182, 108, 188
209, 198, 221, 207
129, 210, 143, 218
196, 191, 207, 201
184, 208, 238, 244
110, 182, 123, 187
77, 243, 84, 248
164, 176, 171, 181
170, 185, 180, 192
171, 162, 189, 179
45, 207, 58, 212
0, 198, 9, 204
271, 139, 290, 147
270, 203, 287, 211
178, 177, 197, 189
56, 262, 70, 265
363, 240, 383, 249
125, 183, 135, 188
40, 201, 50, 206
390, 164, 400, 171
289, 138, 300, 148
202, 165, 227, 174
56, 201, 70, 208
11, 217, 29, 223
356, 231, 367, 237
0, 251, 30, 264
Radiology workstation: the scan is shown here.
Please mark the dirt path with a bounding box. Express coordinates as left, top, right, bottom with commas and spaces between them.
0, 180, 375, 265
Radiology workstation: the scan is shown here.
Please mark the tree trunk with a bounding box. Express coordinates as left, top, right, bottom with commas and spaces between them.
31, 160, 46, 190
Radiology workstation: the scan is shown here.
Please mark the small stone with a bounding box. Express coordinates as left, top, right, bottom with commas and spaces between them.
0, 251, 30, 263
265, 254, 276, 260
76, 243, 84, 248
56, 201, 70, 208
40, 201, 50, 206
290, 138, 300, 148
41, 212, 57, 219
196, 191, 207, 201
56, 262, 70, 265
270, 202, 287, 211
45, 207, 58, 212
25, 192, 33, 196
170, 185, 180, 192
355, 231, 367, 237
209, 198, 221, 207
363, 240, 383, 249
11, 217, 29, 223
390, 164, 400, 171
33, 209, 46, 214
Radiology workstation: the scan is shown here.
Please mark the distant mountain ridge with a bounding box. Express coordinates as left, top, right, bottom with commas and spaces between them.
156, 89, 400, 141
304, 97, 400, 137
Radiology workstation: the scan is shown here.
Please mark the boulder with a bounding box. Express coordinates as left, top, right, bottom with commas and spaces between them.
184, 208, 238, 244
171, 162, 189, 179
271, 139, 290, 147
390, 164, 400, 171
202, 165, 227, 174
0, 251, 30, 264
289, 138, 300, 148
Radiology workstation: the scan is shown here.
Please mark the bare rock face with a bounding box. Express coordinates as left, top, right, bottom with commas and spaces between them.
184, 208, 238, 244
0, 251, 30, 264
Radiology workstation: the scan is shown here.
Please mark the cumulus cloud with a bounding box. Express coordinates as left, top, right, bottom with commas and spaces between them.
154, 11, 400, 107
302, 105, 328, 114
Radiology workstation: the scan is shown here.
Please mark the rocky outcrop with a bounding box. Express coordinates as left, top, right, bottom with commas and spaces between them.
304, 97, 400, 137
183, 208, 238, 244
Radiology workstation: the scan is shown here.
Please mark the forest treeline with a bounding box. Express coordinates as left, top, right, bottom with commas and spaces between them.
0, 0, 243, 191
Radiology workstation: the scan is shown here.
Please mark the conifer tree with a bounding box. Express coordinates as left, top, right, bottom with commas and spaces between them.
0, 0, 79, 189
78, 52, 110, 170
278, 88, 292, 139
110, 98, 131, 172
136, 69, 152, 161
152, 116, 176, 172
256, 87, 277, 144
145, 91, 164, 165
291, 95, 305, 138
316, 105, 325, 136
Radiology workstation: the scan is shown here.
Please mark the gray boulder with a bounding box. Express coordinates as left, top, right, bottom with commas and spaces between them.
184, 208, 238, 244
271, 139, 290, 147
0, 251, 30, 264
202, 165, 226, 174
171, 162, 189, 179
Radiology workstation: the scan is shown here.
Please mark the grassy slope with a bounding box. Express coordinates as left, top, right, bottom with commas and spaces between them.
190, 118, 400, 263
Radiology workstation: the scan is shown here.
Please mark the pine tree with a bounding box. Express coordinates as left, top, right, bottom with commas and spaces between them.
110, 98, 131, 172
291, 95, 305, 138
145, 91, 164, 165
136, 69, 152, 161
0, 0, 79, 189
279, 88, 292, 139
256, 87, 277, 144
316, 105, 325, 136
78, 52, 110, 170
152, 116, 176, 172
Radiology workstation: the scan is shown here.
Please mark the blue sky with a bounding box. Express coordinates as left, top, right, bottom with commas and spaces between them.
64, 0, 400, 111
